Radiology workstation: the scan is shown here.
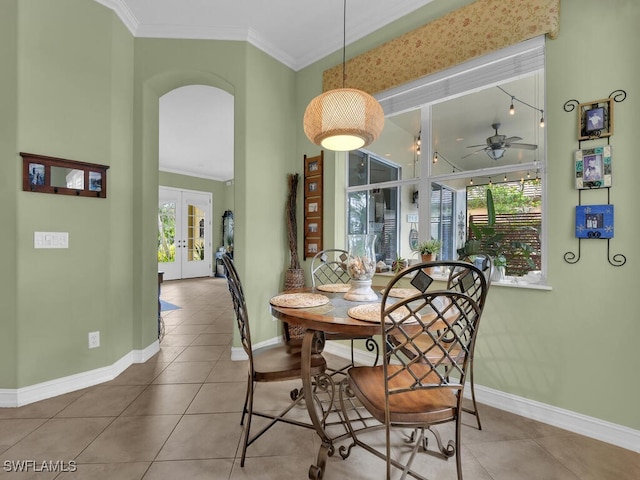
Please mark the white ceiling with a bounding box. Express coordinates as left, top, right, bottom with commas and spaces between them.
96, 0, 436, 182
98, 1, 544, 184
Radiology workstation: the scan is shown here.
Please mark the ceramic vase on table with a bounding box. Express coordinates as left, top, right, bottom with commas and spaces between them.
345, 234, 378, 302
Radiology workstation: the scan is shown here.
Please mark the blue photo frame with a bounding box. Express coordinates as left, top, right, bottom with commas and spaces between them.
575, 204, 614, 239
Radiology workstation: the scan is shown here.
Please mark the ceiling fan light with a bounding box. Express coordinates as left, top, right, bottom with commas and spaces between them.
303, 88, 385, 151
486, 148, 506, 160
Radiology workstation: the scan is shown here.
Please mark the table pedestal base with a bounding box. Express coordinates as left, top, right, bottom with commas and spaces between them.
344, 279, 378, 302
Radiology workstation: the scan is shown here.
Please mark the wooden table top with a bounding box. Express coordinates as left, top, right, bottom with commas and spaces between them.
269, 287, 382, 337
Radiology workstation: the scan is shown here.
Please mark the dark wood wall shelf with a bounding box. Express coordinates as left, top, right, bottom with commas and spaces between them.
21, 152, 109, 198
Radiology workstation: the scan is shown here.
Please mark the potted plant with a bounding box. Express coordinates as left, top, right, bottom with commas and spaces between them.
391, 254, 408, 273
492, 253, 507, 281
417, 239, 442, 262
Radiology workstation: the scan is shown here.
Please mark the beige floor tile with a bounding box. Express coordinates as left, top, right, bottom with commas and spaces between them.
2, 417, 113, 461
155, 413, 242, 461
122, 384, 201, 416
158, 334, 198, 347
467, 438, 580, 480
206, 359, 249, 383
56, 462, 150, 480
107, 362, 169, 386
56, 385, 145, 417
77, 415, 181, 463
229, 455, 317, 479
535, 433, 640, 480
142, 459, 234, 480
152, 361, 215, 384
0, 390, 86, 420
173, 345, 227, 362
191, 333, 233, 346
186, 382, 246, 414
0, 418, 48, 453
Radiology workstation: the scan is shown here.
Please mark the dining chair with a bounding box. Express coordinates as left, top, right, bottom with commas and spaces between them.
338, 262, 486, 480
310, 249, 380, 370
447, 253, 492, 429
221, 255, 327, 467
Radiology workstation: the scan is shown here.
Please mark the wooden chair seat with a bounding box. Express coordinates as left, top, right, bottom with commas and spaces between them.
253, 344, 326, 381
348, 365, 457, 425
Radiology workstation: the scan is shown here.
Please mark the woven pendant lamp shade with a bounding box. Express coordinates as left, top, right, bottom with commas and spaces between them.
303, 87, 385, 151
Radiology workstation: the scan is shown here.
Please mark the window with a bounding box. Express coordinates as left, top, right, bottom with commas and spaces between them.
347, 151, 407, 264
360, 37, 547, 284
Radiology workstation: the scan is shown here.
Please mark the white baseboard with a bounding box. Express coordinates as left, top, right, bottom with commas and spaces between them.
0, 341, 160, 408
322, 340, 639, 453
230, 336, 283, 361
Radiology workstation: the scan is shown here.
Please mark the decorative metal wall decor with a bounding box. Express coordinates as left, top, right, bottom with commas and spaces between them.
563, 89, 626, 267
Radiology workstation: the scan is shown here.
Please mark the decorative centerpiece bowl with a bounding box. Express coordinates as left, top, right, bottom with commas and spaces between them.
345, 234, 378, 302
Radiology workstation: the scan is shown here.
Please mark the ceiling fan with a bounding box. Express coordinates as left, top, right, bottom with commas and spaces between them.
463, 123, 537, 160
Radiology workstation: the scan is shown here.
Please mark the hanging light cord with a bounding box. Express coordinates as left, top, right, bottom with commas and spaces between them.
342, 0, 347, 88
496, 85, 544, 123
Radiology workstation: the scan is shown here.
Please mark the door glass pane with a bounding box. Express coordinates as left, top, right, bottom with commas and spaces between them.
158, 202, 176, 263
187, 204, 206, 262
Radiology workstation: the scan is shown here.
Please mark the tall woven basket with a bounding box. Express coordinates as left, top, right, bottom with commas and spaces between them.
283, 268, 306, 340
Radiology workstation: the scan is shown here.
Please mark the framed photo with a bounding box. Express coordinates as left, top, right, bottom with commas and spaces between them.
305, 218, 322, 239
578, 98, 613, 140
89, 171, 102, 191
305, 177, 321, 196
304, 239, 320, 257
305, 197, 322, 218
305, 154, 323, 176
28, 163, 46, 186
574, 145, 612, 189
575, 204, 614, 239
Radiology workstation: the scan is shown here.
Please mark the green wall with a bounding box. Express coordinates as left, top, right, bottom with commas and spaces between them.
0, 0, 19, 389
296, 0, 639, 431
2, 0, 638, 436
7, 0, 135, 387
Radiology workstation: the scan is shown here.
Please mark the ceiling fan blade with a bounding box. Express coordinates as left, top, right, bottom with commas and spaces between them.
461, 148, 486, 159
503, 136, 522, 143
508, 142, 538, 150
466, 144, 487, 148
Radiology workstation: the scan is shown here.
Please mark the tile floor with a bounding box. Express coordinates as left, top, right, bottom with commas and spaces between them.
0, 276, 638, 479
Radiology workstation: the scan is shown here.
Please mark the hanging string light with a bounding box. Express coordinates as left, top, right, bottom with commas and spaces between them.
497, 85, 545, 127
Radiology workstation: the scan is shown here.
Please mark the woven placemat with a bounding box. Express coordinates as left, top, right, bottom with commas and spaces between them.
269, 293, 330, 308
347, 303, 420, 324
316, 283, 351, 293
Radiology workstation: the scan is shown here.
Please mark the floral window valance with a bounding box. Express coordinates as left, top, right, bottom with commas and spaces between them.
323, 0, 560, 95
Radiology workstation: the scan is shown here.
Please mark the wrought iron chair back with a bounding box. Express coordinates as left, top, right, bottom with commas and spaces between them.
222, 255, 254, 368
311, 249, 350, 287
338, 261, 486, 479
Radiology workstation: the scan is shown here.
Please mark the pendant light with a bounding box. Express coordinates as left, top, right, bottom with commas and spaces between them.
303, 0, 384, 151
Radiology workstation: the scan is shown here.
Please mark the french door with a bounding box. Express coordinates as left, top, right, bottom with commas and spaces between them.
158, 187, 212, 280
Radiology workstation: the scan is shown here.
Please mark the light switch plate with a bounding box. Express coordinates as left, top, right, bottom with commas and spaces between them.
34, 232, 69, 249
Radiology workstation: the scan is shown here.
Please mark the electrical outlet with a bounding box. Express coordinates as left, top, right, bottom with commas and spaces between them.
88, 331, 100, 349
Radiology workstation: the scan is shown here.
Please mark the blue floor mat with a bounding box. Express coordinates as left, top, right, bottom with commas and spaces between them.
160, 299, 181, 311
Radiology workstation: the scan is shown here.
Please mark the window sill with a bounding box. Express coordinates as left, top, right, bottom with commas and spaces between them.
491, 276, 552, 291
